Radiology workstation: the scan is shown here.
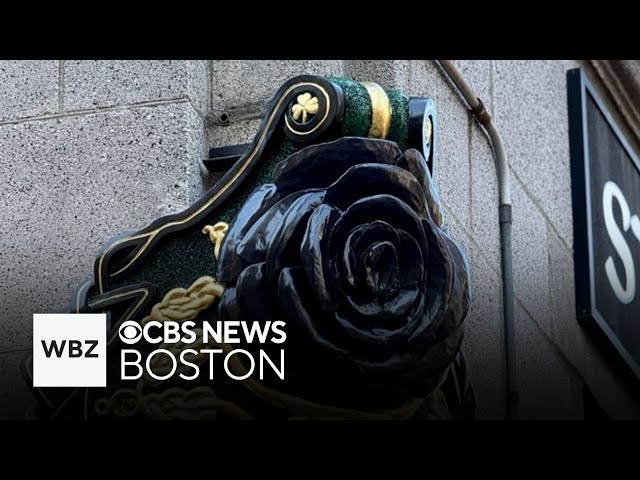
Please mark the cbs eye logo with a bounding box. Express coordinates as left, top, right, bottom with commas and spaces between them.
118, 321, 142, 345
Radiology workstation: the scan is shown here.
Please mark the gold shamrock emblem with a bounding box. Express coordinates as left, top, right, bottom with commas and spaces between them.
291, 92, 319, 123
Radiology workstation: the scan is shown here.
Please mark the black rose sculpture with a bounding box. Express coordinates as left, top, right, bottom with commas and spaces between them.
217, 137, 470, 410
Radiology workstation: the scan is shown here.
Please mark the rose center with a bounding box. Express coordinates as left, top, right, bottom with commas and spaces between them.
362, 241, 398, 298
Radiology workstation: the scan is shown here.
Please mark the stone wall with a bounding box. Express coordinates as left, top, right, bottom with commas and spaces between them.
2, 60, 639, 418
0, 61, 208, 417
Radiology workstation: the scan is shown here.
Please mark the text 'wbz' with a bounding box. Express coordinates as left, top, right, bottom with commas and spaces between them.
120, 320, 286, 382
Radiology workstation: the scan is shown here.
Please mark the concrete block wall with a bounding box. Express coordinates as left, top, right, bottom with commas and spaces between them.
2, 60, 639, 419
0, 60, 208, 418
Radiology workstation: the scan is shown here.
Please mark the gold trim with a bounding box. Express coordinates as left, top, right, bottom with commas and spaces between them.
89, 287, 151, 346
361, 82, 392, 139
202, 222, 229, 259
98, 81, 331, 293
284, 103, 330, 134
284, 89, 331, 135
91, 288, 149, 309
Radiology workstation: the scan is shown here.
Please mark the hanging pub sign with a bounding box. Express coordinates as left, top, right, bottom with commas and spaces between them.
568, 68, 640, 381
22, 75, 476, 419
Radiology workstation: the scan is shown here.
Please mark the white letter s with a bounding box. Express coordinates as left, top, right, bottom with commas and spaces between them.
603, 181, 636, 304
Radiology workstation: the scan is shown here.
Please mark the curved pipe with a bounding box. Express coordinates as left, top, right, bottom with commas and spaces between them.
434, 60, 518, 419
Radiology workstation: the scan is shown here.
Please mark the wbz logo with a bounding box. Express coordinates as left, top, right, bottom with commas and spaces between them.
41, 339, 99, 358
33, 314, 106, 387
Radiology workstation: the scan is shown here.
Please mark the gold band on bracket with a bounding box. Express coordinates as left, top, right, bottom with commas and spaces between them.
361, 82, 392, 139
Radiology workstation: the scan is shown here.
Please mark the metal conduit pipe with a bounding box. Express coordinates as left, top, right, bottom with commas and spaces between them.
434, 60, 518, 419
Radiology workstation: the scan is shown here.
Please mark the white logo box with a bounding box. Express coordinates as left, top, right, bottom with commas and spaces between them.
33, 313, 107, 387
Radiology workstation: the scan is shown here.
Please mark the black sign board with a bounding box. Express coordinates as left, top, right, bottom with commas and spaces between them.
568, 68, 640, 380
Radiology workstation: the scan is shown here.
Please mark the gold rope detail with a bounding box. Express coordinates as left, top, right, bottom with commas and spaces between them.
202, 222, 229, 259
94, 389, 139, 417
98, 274, 427, 420
141, 276, 223, 325
95, 386, 253, 420
94, 276, 252, 420
141, 386, 253, 420
98, 340, 423, 420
